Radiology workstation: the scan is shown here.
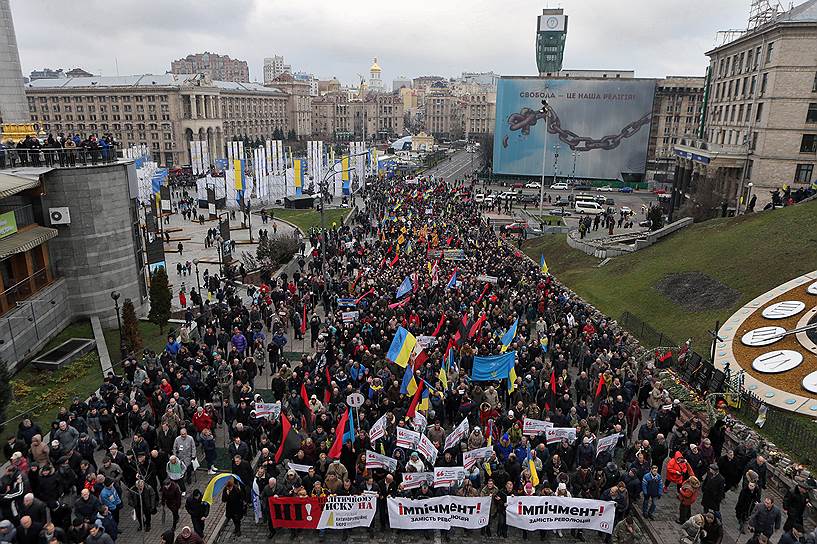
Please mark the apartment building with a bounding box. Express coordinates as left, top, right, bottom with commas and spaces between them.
647, 76, 705, 180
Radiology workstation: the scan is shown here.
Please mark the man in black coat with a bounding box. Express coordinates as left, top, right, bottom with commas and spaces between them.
701, 464, 726, 513
782, 479, 813, 531
20, 494, 47, 525
15, 516, 43, 544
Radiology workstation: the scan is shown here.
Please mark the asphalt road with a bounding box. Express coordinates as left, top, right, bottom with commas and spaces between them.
424, 149, 481, 181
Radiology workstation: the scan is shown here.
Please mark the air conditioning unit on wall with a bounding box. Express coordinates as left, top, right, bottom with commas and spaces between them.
49, 207, 71, 225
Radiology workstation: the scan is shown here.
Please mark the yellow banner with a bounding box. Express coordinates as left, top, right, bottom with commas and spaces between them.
233, 159, 243, 190
294, 159, 302, 188
341, 156, 350, 181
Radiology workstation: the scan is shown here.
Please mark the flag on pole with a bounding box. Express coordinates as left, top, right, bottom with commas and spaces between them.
202, 473, 244, 505
407, 380, 424, 417
446, 268, 458, 289
301, 304, 307, 336
274, 412, 299, 463
540, 255, 548, 274
396, 276, 413, 298
507, 354, 518, 393
500, 317, 518, 353
595, 374, 606, 399
387, 326, 417, 368
540, 335, 549, 353
529, 453, 540, 487
329, 408, 351, 458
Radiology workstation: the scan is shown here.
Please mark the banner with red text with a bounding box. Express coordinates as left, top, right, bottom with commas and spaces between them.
269, 495, 376, 529
506, 496, 615, 534
387, 496, 490, 529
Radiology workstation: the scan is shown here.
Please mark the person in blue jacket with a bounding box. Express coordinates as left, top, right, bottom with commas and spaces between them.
642, 464, 663, 519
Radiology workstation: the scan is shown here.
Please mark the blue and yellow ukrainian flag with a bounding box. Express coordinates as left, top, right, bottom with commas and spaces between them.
293, 158, 303, 196
401, 364, 418, 396
528, 452, 539, 487
202, 473, 244, 505
387, 326, 417, 368
540, 255, 549, 274
540, 335, 549, 353
500, 317, 518, 353
507, 354, 518, 393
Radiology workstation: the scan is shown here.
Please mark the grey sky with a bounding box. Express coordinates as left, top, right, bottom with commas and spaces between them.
12, 0, 754, 85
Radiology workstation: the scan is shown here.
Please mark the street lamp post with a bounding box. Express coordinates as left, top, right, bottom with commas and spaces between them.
571, 151, 578, 184
193, 258, 202, 309
537, 97, 550, 219
110, 291, 126, 360
215, 235, 224, 276
745, 182, 754, 214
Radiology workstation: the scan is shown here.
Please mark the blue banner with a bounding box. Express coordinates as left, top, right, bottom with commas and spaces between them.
471, 352, 516, 382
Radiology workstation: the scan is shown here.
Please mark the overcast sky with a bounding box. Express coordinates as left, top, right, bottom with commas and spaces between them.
12, 0, 755, 85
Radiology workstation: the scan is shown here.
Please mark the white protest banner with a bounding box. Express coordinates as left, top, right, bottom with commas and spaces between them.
476, 274, 498, 285
287, 462, 313, 473
545, 427, 577, 444
463, 446, 494, 470
417, 434, 438, 465
522, 418, 553, 437
414, 412, 428, 434
443, 418, 470, 451
417, 335, 437, 349
254, 402, 281, 419
387, 496, 490, 530
396, 426, 421, 449
433, 466, 466, 488
366, 450, 398, 472
595, 433, 620, 458
342, 311, 359, 323
369, 414, 388, 442
506, 496, 615, 534
318, 495, 377, 529
401, 472, 434, 490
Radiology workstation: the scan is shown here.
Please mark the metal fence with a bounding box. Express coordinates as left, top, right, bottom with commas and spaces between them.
0, 147, 118, 170
620, 310, 817, 464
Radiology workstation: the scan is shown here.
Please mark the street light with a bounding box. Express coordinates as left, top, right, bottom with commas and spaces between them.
746, 182, 754, 214
110, 291, 126, 360
193, 258, 202, 298
537, 97, 550, 219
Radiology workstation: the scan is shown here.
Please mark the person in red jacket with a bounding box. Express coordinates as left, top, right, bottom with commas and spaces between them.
192, 407, 213, 433
677, 476, 701, 524
665, 451, 694, 493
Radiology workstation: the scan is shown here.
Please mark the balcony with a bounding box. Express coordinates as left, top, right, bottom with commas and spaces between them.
0, 147, 119, 171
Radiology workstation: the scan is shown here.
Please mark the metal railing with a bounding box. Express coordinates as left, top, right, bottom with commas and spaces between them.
620, 310, 817, 464
0, 268, 50, 314
0, 147, 119, 170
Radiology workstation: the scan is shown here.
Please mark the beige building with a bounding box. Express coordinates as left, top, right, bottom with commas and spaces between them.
674, 0, 817, 207
647, 76, 705, 180
461, 91, 496, 138
25, 73, 289, 167
268, 73, 312, 138
311, 92, 404, 141
423, 84, 461, 140
171, 52, 249, 83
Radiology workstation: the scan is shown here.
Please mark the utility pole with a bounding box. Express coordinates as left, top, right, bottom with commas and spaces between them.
537, 96, 550, 219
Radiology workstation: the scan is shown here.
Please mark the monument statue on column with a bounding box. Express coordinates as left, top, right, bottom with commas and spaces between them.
0, 0, 37, 142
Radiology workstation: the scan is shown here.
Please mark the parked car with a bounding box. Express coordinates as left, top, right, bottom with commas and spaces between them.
620, 206, 632, 215
594, 195, 607, 205
551, 208, 572, 216
597, 185, 615, 192
519, 194, 538, 204
498, 190, 520, 201
550, 182, 569, 190
619, 186, 634, 193
575, 201, 604, 215
525, 182, 541, 189
502, 222, 527, 233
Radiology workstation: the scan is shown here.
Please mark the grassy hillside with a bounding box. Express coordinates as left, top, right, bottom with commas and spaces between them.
523, 200, 817, 350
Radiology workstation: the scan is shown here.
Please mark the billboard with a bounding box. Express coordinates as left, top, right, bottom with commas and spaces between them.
493, 77, 656, 180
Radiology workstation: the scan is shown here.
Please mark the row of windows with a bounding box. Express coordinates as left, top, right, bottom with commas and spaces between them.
29, 94, 169, 104
716, 43, 772, 79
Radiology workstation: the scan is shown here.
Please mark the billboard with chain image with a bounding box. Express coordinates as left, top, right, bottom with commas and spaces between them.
492, 77, 656, 180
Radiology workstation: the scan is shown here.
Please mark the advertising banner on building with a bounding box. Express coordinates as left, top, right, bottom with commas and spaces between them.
269, 496, 376, 529
387, 496, 490, 530
493, 78, 656, 180
522, 418, 554, 436
506, 496, 615, 534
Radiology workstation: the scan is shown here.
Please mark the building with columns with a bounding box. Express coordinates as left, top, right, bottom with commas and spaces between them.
673, 0, 817, 208
25, 73, 290, 166
311, 91, 404, 142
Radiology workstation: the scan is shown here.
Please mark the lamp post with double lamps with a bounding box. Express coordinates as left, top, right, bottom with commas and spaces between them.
110, 291, 127, 360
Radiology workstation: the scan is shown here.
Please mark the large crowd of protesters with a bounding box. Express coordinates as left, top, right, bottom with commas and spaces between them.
1, 173, 816, 544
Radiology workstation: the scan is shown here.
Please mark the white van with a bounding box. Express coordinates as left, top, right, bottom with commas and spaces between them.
575, 200, 604, 215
